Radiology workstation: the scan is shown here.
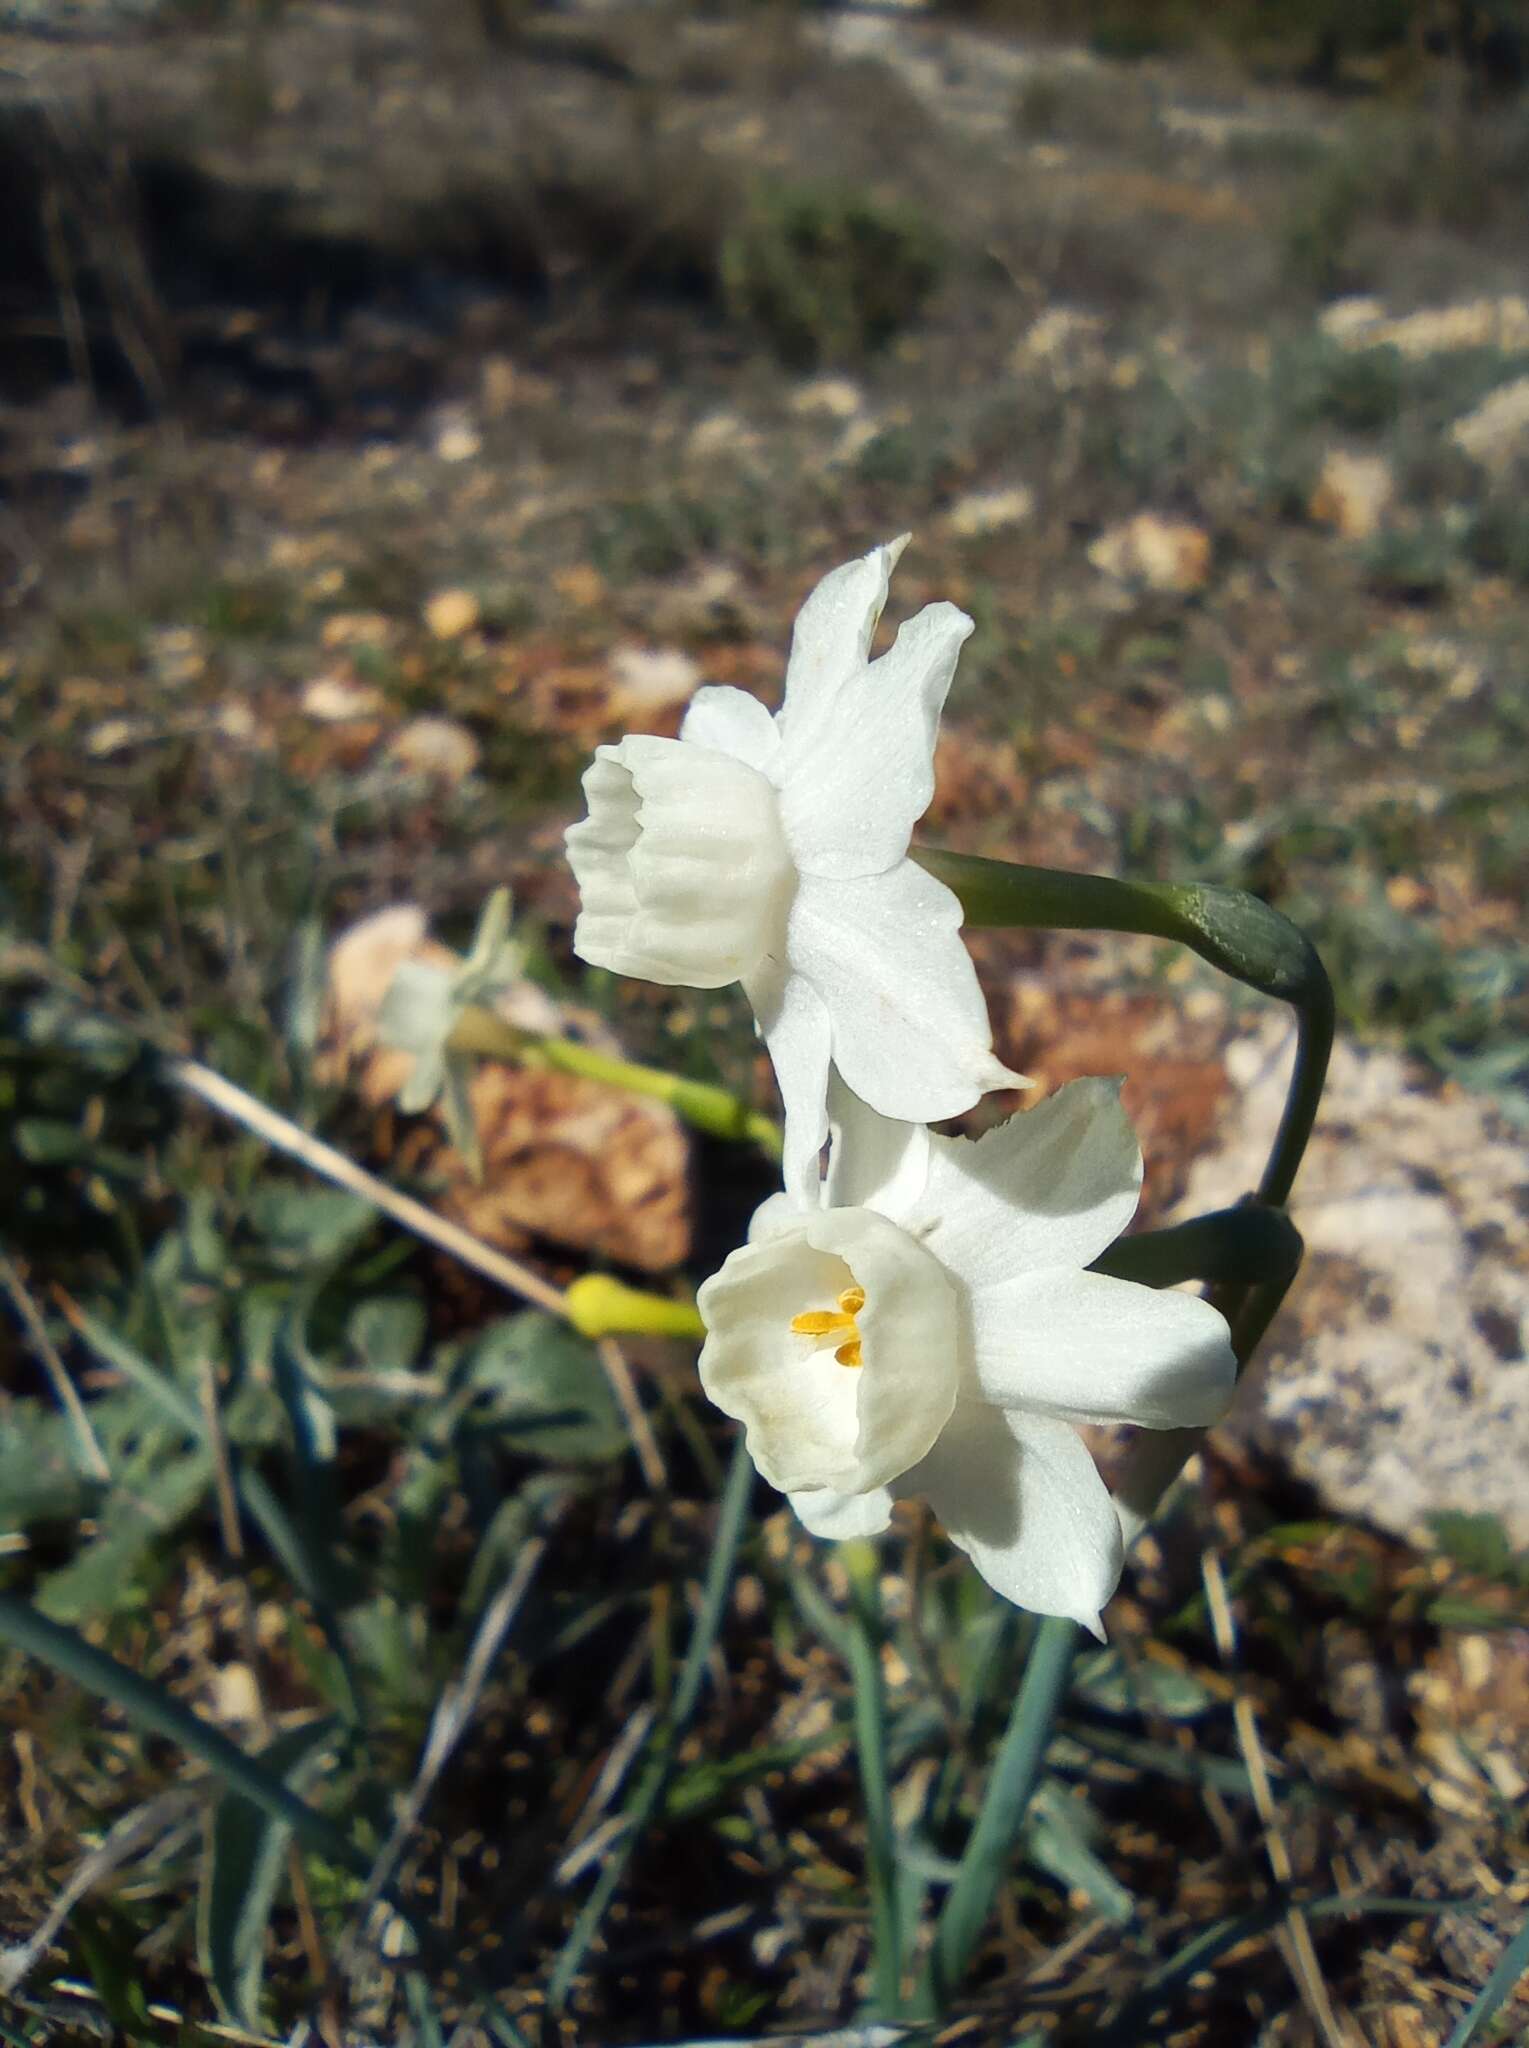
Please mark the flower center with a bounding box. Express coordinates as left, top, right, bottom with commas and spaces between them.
790, 1283, 866, 1368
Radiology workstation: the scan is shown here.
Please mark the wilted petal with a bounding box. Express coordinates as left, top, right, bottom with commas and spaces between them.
789, 1485, 894, 1539
778, 537, 908, 751
966, 1268, 1236, 1429
679, 684, 782, 776
778, 602, 974, 881
788, 863, 1022, 1129
919, 1079, 1142, 1292
905, 1405, 1123, 1635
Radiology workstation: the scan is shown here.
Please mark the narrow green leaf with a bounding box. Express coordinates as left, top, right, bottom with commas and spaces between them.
456, 1314, 628, 1463
916, 1615, 1081, 2016
841, 1539, 903, 2015
199, 1717, 337, 2028
548, 1433, 754, 2008
1024, 1781, 1135, 1927
35, 1451, 212, 1622
1444, 1905, 1529, 2048
0, 1592, 359, 1872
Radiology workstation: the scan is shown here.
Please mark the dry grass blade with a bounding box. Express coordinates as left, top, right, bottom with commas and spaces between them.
168, 1060, 567, 1317
0, 1790, 198, 1998
1202, 1547, 1356, 2048
344, 1519, 557, 1950
0, 1250, 109, 1482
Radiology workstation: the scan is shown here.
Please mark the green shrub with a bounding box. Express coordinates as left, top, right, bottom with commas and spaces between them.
720, 180, 944, 369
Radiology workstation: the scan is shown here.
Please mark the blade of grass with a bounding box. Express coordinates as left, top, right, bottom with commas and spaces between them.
1444, 1904, 1529, 2048
59, 1295, 364, 1724
841, 1538, 904, 2017
0, 1251, 110, 1482
547, 1433, 753, 2009
915, 1614, 1080, 2016
0, 1592, 359, 1870
1095, 1893, 1480, 2046
0, 1592, 534, 2047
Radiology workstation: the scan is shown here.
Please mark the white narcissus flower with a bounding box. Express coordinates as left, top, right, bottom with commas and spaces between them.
564, 538, 1023, 1198
377, 888, 524, 1170
696, 1077, 1238, 1634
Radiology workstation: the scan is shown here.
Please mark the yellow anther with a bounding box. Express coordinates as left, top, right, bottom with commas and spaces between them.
791, 1280, 868, 1368
790, 1308, 856, 1336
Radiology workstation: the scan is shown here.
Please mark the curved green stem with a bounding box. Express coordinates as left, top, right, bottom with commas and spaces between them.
448, 1006, 782, 1159
913, 848, 1334, 1214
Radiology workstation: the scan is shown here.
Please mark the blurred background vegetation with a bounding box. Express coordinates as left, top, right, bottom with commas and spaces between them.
1, 1, 1527, 2042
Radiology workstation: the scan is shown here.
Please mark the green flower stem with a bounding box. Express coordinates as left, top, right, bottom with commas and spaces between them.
563, 1272, 706, 1343
912, 849, 1334, 1215
906, 851, 1336, 2017
1091, 1207, 1303, 1293
840, 1537, 904, 2016
447, 1006, 783, 1158
915, 1613, 1080, 2017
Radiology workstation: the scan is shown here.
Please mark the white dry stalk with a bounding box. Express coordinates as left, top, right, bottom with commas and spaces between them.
168, 1060, 567, 1318
0, 1250, 111, 1482
341, 1523, 554, 1961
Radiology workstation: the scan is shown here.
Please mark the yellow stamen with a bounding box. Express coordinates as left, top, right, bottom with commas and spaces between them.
790, 1308, 856, 1336
791, 1281, 868, 1368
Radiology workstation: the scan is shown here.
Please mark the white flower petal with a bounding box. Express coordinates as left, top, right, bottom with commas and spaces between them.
904, 1405, 1122, 1635
778, 537, 908, 751
698, 1207, 960, 1495
965, 1268, 1236, 1429
788, 863, 1022, 1127
789, 1485, 894, 1539
778, 602, 974, 880
744, 954, 834, 1206
566, 737, 792, 987
824, 1068, 930, 1223
679, 685, 782, 776
920, 1078, 1142, 1292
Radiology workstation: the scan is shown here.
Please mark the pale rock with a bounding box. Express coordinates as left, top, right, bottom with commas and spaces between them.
789, 375, 865, 420
1180, 1020, 1529, 1547
829, 415, 883, 467
1321, 294, 1529, 359
207, 1662, 262, 1727
214, 698, 262, 746
433, 411, 483, 463
608, 644, 704, 715
85, 717, 147, 757
1088, 512, 1212, 594
1309, 448, 1396, 541
147, 625, 207, 689
424, 588, 481, 640
1015, 305, 1097, 385
300, 675, 384, 722
1451, 375, 1529, 469
386, 716, 481, 784
321, 611, 393, 651
946, 485, 1035, 538
687, 411, 760, 461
